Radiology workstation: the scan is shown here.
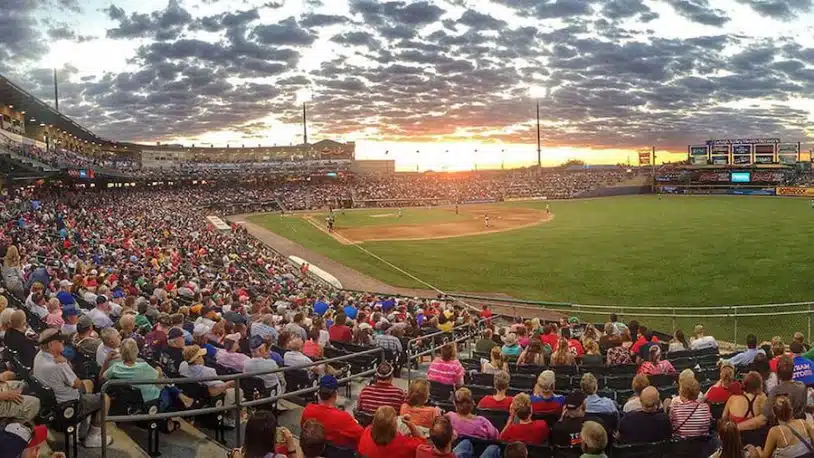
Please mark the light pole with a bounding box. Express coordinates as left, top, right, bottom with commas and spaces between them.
296, 89, 312, 145
536, 99, 541, 168
415, 150, 420, 172
53, 68, 59, 113
474, 149, 478, 171
501, 149, 505, 170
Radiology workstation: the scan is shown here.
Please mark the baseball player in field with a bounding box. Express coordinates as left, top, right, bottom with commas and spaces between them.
484, 213, 490, 229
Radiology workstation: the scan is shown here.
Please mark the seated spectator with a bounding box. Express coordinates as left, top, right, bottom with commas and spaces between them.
427, 343, 465, 387
446, 387, 499, 440
118, 313, 145, 350
44, 298, 65, 329
669, 376, 711, 438
499, 393, 549, 445
302, 328, 324, 359
61, 305, 81, 337
243, 335, 283, 393
725, 334, 764, 367
103, 338, 192, 411
562, 328, 584, 358
551, 391, 590, 447
605, 336, 632, 366
738, 356, 806, 432
4, 310, 37, 368
374, 323, 403, 354
723, 371, 766, 425
96, 327, 122, 367
705, 361, 742, 404
73, 315, 101, 356
358, 362, 406, 414
709, 420, 745, 458
32, 329, 111, 447
475, 329, 498, 354
632, 328, 660, 360
328, 313, 352, 343
581, 339, 602, 366
768, 339, 790, 373
690, 324, 718, 351
753, 396, 814, 458
531, 370, 564, 414
216, 333, 250, 372
159, 327, 187, 376
0, 308, 13, 339
752, 353, 775, 394
579, 421, 608, 458
668, 329, 690, 353
540, 324, 559, 352
358, 406, 423, 458
416, 416, 455, 458
0, 370, 40, 422
284, 313, 307, 341
581, 373, 617, 415
637, 345, 676, 376
477, 370, 513, 411
517, 340, 546, 366
622, 374, 650, 413
551, 338, 576, 366
618, 387, 671, 444
301, 375, 363, 447
501, 333, 521, 357
178, 345, 237, 427
236, 410, 297, 458
301, 419, 326, 458
400, 379, 441, 429
481, 346, 508, 374
87, 295, 114, 329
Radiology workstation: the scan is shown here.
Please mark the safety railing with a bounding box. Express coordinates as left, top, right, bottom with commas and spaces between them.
99, 346, 384, 458
405, 315, 496, 382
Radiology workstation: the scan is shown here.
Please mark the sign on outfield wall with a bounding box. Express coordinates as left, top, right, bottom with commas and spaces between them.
776, 187, 814, 196
708, 138, 780, 145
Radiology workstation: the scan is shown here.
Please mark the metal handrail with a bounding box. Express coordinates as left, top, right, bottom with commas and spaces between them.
100, 346, 384, 458
405, 316, 494, 383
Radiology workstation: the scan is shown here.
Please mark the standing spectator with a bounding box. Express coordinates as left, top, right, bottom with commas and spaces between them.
357, 362, 406, 414
669, 377, 711, 439
499, 393, 549, 445
426, 343, 465, 387
579, 421, 608, 458
705, 361, 742, 404
690, 324, 718, 351
618, 387, 671, 444
300, 375, 363, 447
477, 371, 513, 411
400, 379, 441, 429
724, 334, 764, 367
562, 328, 584, 358
480, 305, 492, 320
582, 373, 617, 415
358, 406, 423, 458
328, 313, 352, 343
637, 346, 676, 376
445, 388, 499, 440
608, 313, 628, 336
531, 370, 564, 414
622, 375, 650, 413
540, 325, 559, 351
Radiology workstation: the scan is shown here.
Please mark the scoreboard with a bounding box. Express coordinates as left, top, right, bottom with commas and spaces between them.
687, 138, 800, 165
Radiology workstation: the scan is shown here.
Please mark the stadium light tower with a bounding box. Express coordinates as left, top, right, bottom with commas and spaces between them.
296, 89, 312, 145
529, 86, 547, 168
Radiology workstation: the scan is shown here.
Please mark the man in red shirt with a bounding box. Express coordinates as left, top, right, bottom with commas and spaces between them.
499, 393, 549, 445
540, 324, 559, 351
630, 325, 659, 357
562, 328, 584, 358
328, 313, 353, 343
357, 362, 406, 414
301, 375, 363, 448
480, 305, 493, 320
416, 416, 456, 458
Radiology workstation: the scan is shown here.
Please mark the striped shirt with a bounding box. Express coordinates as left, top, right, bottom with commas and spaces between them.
426, 358, 465, 386
669, 400, 711, 438
357, 381, 406, 413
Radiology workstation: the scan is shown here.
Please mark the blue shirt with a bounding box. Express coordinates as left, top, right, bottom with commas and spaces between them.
56, 291, 76, 306
585, 394, 618, 414
313, 301, 329, 316
726, 348, 765, 367
343, 305, 358, 320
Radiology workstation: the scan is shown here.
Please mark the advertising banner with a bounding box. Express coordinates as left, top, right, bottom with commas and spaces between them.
638, 152, 651, 165
776, 187, 814, 197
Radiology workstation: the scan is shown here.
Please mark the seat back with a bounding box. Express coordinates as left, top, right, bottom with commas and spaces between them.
511, 374, 537, 391
526, 444, 553, 458
107, 385, 147, 416
708, 402, 726, 421
470, 372, 494, 386
284, 369, 313, 392
429, 382, 455, 402
476, 408, 509, 430
648, 373, 677, 388
325, 443, 357, 458
667, 436, 714, 458
239, 377, 268, 401
552, 445, 581, 458
532, 412, 560, 430
586, 412, 619, 434
612, 441, 665, 458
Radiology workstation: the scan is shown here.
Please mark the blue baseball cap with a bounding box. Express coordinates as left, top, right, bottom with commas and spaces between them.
319, 375, 338, 391
249, 335, 266, 350
62, 305, 80, 317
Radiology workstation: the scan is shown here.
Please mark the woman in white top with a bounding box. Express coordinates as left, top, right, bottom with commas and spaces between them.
481, 346, 508, 374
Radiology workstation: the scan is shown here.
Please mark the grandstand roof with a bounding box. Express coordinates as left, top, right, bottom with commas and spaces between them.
0, 73, 105, 145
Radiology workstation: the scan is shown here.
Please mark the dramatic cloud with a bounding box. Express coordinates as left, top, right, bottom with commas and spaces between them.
666, 0, 730, 26
736, 0, 813, 19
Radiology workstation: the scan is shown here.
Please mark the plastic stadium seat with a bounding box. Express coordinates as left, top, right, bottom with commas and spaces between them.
708, 402, 726, 420
430, 382, 456, 402
553, 445, 582, 458
515, 364, 547, 375
666, 349, 693, 360
693, 347, 720, 357
580, 365, 610, 376
612, 441, 665, 458
606, 375, 634, 391
667, 436, 714, 458
586, 412, 618, 435
670, 357, 697, 372
647, 373, 677, 388
354, 410, 374, 427
468, 385, 493, 403
477, 409, 510, 430
551, 365, 578, 376
470, 372, 494, 386
511, 374, 537, 391
526, 444, 554, 458
615, 389, 634, 406
532, 412, 560, 430
607, 364, 638, 376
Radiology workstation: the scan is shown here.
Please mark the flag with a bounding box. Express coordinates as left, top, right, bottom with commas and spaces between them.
638, 152, 651, 165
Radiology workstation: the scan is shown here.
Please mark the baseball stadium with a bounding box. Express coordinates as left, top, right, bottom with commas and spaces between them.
3, 2, 814, 457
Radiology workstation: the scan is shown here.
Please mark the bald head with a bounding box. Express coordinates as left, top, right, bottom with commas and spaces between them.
640, 386, 660, 411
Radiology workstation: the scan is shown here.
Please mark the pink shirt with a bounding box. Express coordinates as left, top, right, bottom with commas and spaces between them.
45, 311, 65, 328
426, 358, 465, 386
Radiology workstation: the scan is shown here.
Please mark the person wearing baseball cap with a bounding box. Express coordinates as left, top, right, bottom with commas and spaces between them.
179, 345, 237, 427
159, 328, 187, 376
32, 328, 112, 447
61, 304, 81, 337
300, 375, 363, 447
56, 279, 75, 306
357, 362, 405, 414
551, 391, 601, 448
86, 294, 114, 329
243, 334, 282, 391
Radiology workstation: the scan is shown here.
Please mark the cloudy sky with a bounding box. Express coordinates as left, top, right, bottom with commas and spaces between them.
3, 0, 814, 170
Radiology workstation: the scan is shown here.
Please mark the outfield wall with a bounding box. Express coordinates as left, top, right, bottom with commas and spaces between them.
578, 185, 650, 198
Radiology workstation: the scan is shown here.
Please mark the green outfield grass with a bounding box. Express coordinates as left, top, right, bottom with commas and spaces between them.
248, 196, 814, 341
312, 207, 469, 228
